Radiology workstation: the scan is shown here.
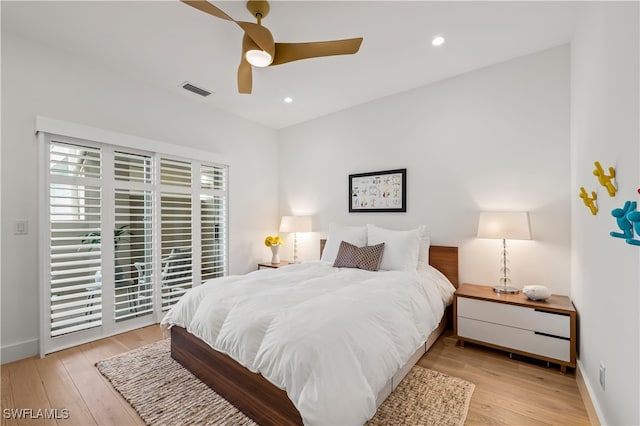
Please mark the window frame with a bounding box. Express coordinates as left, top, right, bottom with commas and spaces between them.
36, 116, 230, 356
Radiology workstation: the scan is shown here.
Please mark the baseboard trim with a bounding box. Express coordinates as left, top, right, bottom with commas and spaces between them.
1, 338, 39, 364
576, 360, 603, 426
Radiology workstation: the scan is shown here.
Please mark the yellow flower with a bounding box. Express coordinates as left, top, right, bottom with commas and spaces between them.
264, 235, 283, 247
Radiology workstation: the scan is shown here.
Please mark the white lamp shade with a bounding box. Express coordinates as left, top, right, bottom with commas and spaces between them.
477, 212, 531, 240
279, 216, 312, 233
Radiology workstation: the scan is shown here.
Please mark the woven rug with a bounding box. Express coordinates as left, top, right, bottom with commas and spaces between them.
96, 339, 474, 426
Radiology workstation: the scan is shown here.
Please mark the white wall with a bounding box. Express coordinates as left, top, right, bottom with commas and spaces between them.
0, 32, 280, 362
278, 46, 571, 294
570, 3, 639, 425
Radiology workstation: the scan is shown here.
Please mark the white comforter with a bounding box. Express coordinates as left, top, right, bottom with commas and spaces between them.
161, 261, 454, 425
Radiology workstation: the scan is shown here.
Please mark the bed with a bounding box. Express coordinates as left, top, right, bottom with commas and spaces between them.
163, 232, 458, 426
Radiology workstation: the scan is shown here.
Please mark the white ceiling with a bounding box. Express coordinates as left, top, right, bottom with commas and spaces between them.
2, 1, 581, 129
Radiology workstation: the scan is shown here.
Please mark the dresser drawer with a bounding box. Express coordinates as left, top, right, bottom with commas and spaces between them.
457, 317, 571, 362
458, 297, 570, 338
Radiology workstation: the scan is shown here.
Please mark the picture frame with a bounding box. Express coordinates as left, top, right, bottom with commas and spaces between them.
349, 168, 406, 212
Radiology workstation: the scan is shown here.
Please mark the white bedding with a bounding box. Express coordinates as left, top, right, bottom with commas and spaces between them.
161, 261, 455, 425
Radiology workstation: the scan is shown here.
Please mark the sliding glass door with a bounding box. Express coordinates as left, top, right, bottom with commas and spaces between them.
40, 134, 227, 355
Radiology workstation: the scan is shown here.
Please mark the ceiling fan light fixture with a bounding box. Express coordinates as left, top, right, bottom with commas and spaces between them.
246, 49, 273, 67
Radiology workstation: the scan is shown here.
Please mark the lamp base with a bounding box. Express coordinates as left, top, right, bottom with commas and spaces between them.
493, 285, 520, 294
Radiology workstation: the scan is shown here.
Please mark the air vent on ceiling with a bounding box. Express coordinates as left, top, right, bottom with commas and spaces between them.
181, 82, 213, 97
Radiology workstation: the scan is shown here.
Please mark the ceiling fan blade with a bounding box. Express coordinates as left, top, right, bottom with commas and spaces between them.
271, 38, 363, 66
236, 21, 275, 57
181, 1, 275, 58
238, 57, 253, 94
181, 1, 364, 94
180, 0, 235, 22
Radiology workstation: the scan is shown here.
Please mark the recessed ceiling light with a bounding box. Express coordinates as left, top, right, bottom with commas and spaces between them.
284, 97, 293, 103
432, 36, 445, 47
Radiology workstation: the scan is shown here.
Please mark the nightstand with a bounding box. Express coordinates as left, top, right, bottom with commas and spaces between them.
258, 261, 290, 270
454, 283, 576, 373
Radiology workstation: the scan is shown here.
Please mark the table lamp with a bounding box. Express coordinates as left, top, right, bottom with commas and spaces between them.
477, 211, 531, 294
279, 216, 312, 263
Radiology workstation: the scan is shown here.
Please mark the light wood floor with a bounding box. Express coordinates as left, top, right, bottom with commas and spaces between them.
1, 326, 592, 426
420, 332, 592, 426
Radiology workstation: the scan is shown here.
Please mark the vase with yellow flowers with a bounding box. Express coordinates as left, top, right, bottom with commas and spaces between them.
264, 235, 283, 264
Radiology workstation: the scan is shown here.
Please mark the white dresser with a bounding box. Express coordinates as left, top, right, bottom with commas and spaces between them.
454, 284, 576, 373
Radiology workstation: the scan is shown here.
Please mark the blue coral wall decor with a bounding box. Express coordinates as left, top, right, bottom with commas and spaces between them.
610, 200, 636, 239
610, 200, 640, 246
627, 210, 640, 246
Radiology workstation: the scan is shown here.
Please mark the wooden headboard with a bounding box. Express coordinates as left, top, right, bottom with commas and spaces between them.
319, 239, 459, 288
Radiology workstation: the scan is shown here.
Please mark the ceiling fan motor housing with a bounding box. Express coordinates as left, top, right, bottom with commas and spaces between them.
246, 1, 270, 19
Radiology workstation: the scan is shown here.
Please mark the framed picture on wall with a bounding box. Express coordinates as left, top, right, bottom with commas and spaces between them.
349, 169, 406, 212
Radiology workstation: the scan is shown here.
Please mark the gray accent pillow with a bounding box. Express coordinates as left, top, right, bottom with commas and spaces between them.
333, 241, 385, 271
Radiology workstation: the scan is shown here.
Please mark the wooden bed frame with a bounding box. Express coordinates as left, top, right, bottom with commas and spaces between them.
171, 243, 458, 426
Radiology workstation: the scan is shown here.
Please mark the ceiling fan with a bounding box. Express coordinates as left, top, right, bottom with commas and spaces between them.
181, 0, 363, 94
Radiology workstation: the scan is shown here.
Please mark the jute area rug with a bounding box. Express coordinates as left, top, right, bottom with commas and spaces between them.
96, 339, 474, 426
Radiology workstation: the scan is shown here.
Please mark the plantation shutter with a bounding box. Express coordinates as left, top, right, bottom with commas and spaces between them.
200, 164, 227, 281
113, 151, 154, 321
160, 158, 194, 311
49, 141, 103, 336
39, 119, 229, 355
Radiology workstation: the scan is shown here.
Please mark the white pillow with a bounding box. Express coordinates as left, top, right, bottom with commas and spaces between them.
366, 224, 421, 271
416, 226, 431, 271
320, 225, 368, 263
